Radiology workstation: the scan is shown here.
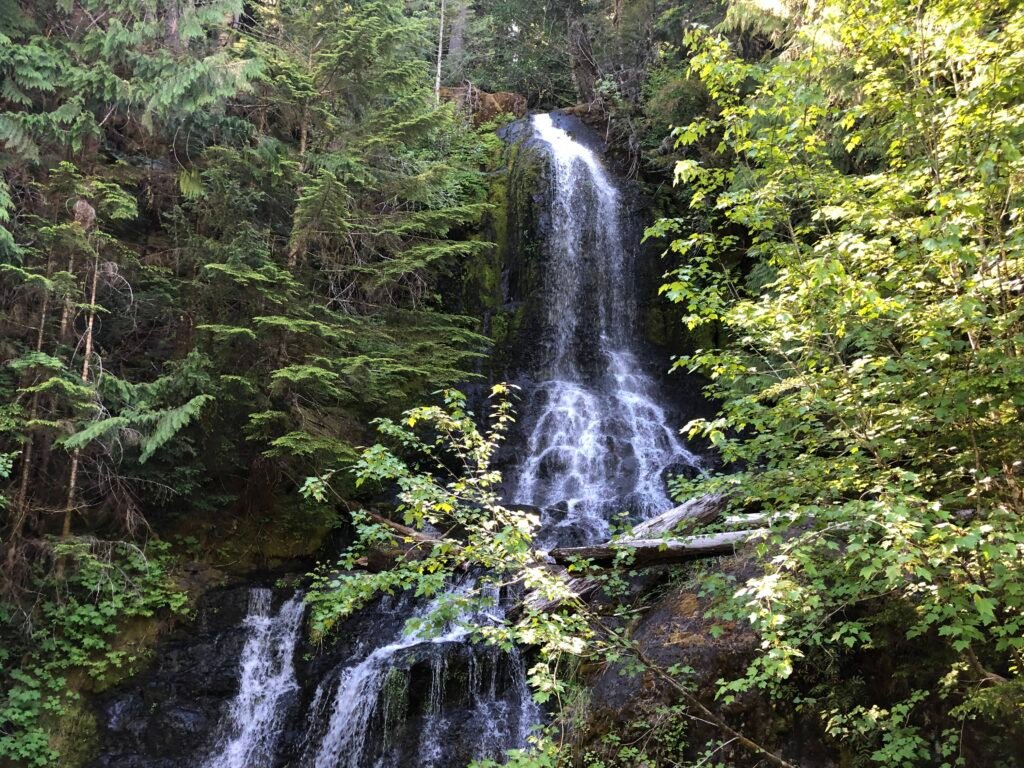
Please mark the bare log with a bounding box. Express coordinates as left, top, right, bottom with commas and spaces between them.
518, 570, 602, 616
723, 513, 770, 528
365, 510, 438, 544
549, 529, 765, 567
511, 496, 738, 611
629, 494, 728, 537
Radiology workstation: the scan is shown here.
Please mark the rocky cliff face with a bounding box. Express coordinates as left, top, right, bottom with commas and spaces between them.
577, 561, 835, 767
89, 583, 533, 768
90, 586, 254, 768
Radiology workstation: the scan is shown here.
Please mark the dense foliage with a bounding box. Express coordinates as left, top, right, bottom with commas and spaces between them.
650, 0, 1024, 762
0, 539, 185, 767
1, 0, 501, 762
0, 0, 499, 569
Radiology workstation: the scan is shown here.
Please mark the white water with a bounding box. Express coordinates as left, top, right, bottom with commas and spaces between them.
204, 589, 305, 768
305, 603, 467, 768
303, 584, 538, 768
513, 114, 698, 546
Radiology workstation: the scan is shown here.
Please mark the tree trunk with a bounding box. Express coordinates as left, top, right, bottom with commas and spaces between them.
6, 265, 53, 579
568, 18, 599, 104
515, 496, 744, 616
298, 105, 308, 159
164, 0, 183, 52
62, 253, 101, 539
446, 1, 469, 83
434, 0, 446, 104
58, 254, 75, 343
517, 569, 603, 616
629, 493, 729, 537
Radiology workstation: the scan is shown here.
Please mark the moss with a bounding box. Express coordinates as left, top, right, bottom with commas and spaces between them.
90, 616, 170, 694
462, 250, 502, 314
164, 491, 337, 575
46, 691, 99, 768
460, 140, 513, 322
643, 303, 673, 347
381, 667, 410, 747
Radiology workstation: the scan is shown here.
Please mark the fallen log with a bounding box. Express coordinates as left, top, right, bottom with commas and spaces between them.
365, 510, 439, 544
628, 494, 728, 537
352, 511, 445, 571
513, 496, 741, 613
723, 512, 770, 528
517, 570, 603, 616
549, 529, 766, 567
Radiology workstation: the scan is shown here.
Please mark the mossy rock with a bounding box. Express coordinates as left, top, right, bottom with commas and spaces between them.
46, 694, 98, 768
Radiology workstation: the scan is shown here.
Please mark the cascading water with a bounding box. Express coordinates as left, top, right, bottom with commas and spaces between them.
94, 112, 697, 768
204, 589, 306, 768
187, 586, 534, 768
285, 114, 693, 766
300, 585, 537, 768
513, 113, 699, 547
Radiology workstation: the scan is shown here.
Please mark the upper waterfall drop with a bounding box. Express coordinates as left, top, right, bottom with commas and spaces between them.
529, 112, 632, 374
512, 113, 699, 547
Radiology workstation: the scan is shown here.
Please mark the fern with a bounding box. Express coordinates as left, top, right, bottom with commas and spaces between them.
7, 352, 65, 373
269, 365, 341, 389
0, 180, 14, 256
265, 432, 357, 461
138, 394, 214, 463
195, 324, 257, 341
252, 315, 354, 339
178, 168, 205, 200
57, 395, 213, 464
19, 377, 94, 401
57, 417, 132, 452
0, 113, 40, 162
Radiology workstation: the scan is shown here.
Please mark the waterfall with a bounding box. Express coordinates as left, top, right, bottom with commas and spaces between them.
149, 112, 692, 768
287, 114, 687, 764
301, 583, 538, 768
513, 113, 699, 547
204, 589, 305, 768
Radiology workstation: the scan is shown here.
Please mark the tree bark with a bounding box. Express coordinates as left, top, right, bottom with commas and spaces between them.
549, 529, 765, 567
629, 493, 728, 537
568, 18, 599, 104
446, 1, 469, 83
13, 261, 52, 531
58, 254, 75, 343
434, 0, 446, 104
62, 253, 101, 539
164, 0, 183, 52
6, 262, 54, 579
517, 569, 602, 616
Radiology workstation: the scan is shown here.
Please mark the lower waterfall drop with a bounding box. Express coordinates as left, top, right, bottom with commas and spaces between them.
204, 589, 305, 768
300, 587, 537, 768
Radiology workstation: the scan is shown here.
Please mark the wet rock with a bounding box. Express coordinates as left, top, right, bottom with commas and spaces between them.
89, 586, 253, 768
578, 560, 833, 767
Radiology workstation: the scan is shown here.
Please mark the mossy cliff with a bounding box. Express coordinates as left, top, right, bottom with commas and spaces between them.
458, 119, 549, 382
